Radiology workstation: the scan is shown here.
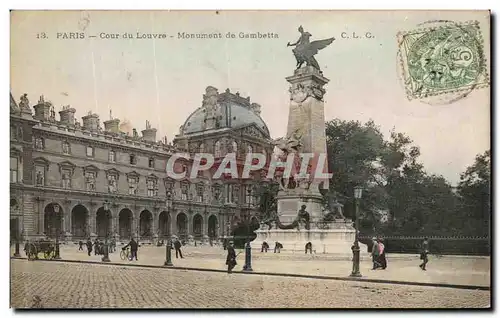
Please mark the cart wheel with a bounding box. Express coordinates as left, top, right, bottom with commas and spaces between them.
120, 249, 127, 260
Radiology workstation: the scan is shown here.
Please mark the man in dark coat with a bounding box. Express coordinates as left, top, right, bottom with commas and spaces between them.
78, 240, 84, 251
123, 238, 139, 261
226, 241, 237, 274
174, 238, 184, 259
86, 238, 93, 256
419, 238, 429, 270
93, 239, 100, 255
377, 238, 387, 269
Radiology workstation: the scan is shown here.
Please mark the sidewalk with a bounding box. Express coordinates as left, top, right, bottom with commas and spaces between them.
12, 245, 490, 289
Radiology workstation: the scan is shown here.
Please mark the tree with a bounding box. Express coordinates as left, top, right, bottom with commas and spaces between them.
456, 150, 491, 236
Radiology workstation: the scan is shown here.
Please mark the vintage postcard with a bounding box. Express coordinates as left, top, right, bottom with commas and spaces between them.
10, 10, 491, 309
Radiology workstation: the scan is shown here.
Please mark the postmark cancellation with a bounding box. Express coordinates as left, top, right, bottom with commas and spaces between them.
397, 20, 490, 104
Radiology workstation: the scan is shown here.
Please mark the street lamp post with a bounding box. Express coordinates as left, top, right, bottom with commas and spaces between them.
53, 204, 61, 260
350, 186, 363, 277
13, 231, 21, 258
164, 191, 173, 266
242, 189, 253, 272
102, 201, 111, 262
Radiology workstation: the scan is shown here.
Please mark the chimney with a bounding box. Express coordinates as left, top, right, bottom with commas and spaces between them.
59, 105, 76, 126
142, 120, 157, 142
104, 118, 120, 133
81, 111, 100, 132
33, 95, 51, 121
250, 103, 261, 116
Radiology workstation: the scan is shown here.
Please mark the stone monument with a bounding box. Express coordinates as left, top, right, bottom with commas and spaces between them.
253, 26, 355, 254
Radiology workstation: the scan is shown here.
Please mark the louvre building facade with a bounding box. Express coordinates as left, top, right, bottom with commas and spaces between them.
10, 86, 273, 243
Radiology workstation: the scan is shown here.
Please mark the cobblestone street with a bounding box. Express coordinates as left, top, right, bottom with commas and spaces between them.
10, 259, 490, 309
12, 244, 490, 287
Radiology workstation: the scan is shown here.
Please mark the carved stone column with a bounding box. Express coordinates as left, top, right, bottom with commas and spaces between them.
63, 199, 72, 242
202, 211, 209, 244
169, 209, 177, 238
36, 197, 45, 235
89, 201, 97, 239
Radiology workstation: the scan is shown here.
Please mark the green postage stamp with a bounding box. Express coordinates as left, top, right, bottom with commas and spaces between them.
398, 20, 490, 103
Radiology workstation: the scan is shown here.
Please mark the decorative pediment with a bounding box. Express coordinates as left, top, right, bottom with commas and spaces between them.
106, 168, 121, 176
147, 173, 158, 181
83, 164, 99, 175
33, 157, 50, 167
58, 161, 76, 174
126, 171, 140, 180
10, 147, 22, 158
236, 123, 267, 139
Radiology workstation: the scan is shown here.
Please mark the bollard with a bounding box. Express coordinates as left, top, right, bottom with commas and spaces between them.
13, 241, 21, 257
164, 240, 173, 266
242, 241, 253, 272
349, 242, 362, 277
54, 240, 61, 260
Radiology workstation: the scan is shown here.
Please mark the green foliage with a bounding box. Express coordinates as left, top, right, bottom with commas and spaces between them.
324, 118, 490, 238
456, 150, 491, 236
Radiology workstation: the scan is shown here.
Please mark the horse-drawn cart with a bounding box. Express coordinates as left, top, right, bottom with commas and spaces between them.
24, 239, 57, 260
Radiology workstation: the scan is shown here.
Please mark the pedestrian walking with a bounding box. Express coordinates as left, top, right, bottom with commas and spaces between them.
419, 237, 429, 271
371, 237, 381, 270
78, 240, 83, 251
377, 238, 387, 269
86, 238, 93, 256
226, 241, 237, 274
174, 238, 184, 258
93, 239, 100, 255
123, 238, 139, 261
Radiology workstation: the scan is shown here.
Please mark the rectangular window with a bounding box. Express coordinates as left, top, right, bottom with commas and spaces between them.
62, 142, 71, 154
181, 183, 189, 201
245, 186, 254, 206
86, 146, 94, 157
225, 184, 233, 204
129, 154, 137, 165
34, 137, 44, 150
108, 150, 116, 163
128, 177, 138, 195
147, 179, 158, 197
196, 185, 204, 203
148, 157, 155, 168
10, 157, 18, 183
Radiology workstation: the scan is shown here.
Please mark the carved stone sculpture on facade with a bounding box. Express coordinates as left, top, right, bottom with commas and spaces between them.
272, 129, 303, 190
36, 171, 44, 186
19, 93, 30, 111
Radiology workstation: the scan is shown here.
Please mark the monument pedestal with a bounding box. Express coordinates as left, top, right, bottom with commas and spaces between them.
253, 219, 356, 254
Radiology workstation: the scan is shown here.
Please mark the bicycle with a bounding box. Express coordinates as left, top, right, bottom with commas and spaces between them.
120, 247, 130, 260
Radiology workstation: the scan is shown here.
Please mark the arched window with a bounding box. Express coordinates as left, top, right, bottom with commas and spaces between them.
199, 143, 205, 153
247, 145, 253, 154
214, 140, 222, 158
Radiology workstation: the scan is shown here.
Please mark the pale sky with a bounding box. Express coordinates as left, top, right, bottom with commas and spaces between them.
10, 10, 490, 184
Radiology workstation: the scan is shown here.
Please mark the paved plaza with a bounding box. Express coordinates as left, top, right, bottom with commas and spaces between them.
11, 244, 491, 288
10, 259, 490, 309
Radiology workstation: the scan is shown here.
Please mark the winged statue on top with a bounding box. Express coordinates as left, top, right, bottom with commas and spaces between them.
287, 26, 335, 71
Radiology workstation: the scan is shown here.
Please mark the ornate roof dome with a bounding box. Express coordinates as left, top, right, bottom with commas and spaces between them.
179, 87, 270, 138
